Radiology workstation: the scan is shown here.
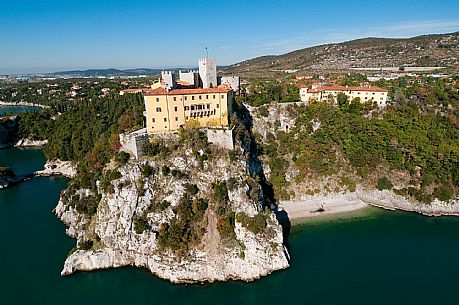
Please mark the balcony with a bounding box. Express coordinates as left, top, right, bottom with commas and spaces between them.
189, 109, 215, 117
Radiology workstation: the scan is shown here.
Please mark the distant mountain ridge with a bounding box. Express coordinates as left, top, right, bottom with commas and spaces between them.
223, 32, 459, 78
48, 67, 196, 77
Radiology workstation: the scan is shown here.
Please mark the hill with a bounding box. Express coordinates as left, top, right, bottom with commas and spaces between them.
48, 68, 163, 78
223, 32, 459, 78
47, 67, 200, 78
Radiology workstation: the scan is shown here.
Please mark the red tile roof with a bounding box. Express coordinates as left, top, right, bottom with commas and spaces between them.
144, 87, 231, 96
305, 85, 387, 93
120, 88, 151, 93
175, 80, 192, 86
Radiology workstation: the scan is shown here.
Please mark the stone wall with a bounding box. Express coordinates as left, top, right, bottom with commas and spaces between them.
206, 127, 234, 150
119, 128, 149, 159
121, 127, 234, 157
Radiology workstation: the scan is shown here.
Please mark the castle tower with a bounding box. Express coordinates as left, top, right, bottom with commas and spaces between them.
161, 71, 175, 89
198, 58, 217, 88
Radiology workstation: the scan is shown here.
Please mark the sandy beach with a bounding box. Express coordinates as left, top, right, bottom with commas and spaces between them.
280, 194, 368, 221
280, 189, 459, 222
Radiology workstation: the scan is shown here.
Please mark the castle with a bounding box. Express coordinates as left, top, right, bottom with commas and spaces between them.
143, 57, 239, 133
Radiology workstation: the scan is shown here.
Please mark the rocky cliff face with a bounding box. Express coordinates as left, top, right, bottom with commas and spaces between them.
0, 117, 18, 149
55, 147, 289, 283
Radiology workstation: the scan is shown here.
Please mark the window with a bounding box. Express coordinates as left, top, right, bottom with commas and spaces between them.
372, 92, 375, 95
197, 104, 203, 110
173, 97, 177, 101
221, 95, 225, 99
175, 117, 178, 121
206, 95, 209, 99
213, 95, 216, 99
152, 118, 155, 123
156, 97, 159, 102
192, 96, 195, 100
207, 104, 211, 109
156, 107, 161, 112
186, 116, 189, 120
184, 96, 187, 101
216, 104, 219, 108
199, 95, 202, 100
174, 106, 178, 111
164, 118, 167, 122
184, 106, 189, 111
191, 105, 195, 110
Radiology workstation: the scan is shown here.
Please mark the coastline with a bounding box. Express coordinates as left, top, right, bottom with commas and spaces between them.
1, 138, 48, 150
280, 195, 368, 221
35, 159, 77, 178
280, 188, 459, 225
0, 101, 49, 109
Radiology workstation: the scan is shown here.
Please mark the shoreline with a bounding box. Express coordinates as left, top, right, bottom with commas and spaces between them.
1, 138, 48, 150
0, 101, 49, 109
280, 189, 459, 225
280, 195, 368, 221
1, 157, 76, 190
289, 206, 376, 226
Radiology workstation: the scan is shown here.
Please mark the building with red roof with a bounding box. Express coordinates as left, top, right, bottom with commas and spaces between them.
299, 85, 388, 107
143, 85, 234, 133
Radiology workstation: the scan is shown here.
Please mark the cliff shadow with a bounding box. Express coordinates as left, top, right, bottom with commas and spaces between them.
232, 102, 291, 250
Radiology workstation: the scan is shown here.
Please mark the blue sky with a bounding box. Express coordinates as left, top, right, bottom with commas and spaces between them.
1, 0, 459, 74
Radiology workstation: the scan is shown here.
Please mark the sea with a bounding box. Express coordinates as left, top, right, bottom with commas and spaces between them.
1, 106, 459, 305
0, 105, 42, 115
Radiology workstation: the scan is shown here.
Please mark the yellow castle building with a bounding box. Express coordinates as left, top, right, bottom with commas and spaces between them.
143, 86, 234, 133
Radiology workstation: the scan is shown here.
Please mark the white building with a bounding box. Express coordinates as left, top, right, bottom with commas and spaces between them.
300, 85, 388, 107
220, 76, 240, 92
198, 58, 217, 88
161, 71, 175, 89
179, 70, 199, 86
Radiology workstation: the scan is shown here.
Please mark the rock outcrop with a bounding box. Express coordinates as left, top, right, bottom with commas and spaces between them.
14, 138, 48, 147
55, 148, 289, 283
357, 189, 459, 216
35, 159, 77, 178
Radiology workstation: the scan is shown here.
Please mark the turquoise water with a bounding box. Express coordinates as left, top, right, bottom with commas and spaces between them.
1, 148, 459, 305
0, 147, 46, 174
0, 105, 42, 115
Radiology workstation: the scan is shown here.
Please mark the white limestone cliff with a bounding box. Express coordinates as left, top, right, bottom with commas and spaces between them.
55, 152, 290, 283
35, 159, 77, 178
